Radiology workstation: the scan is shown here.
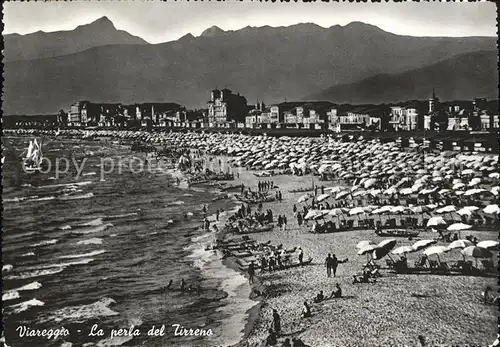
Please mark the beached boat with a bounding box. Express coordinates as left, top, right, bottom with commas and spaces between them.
288, 187, 314, 193
239, 224, 274, 234
236, 196, 276, 204
238, 257, 313, 271
375, 229, 420, 238
220, 184, 244, 191
22, 139, 44, 173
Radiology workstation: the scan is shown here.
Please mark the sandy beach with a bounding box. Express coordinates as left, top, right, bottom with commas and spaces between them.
207, 161, 499, 347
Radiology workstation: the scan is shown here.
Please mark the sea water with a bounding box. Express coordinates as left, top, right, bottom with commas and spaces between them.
2, 136, 254, 347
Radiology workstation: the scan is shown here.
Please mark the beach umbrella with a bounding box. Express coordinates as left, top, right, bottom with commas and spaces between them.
328, 208, 344, 216
378, 239, 397, 250
423, 245, 450, 262
468, 177, 481, 186
461, 246, 493, 266
423, 245, 450, 256
349, 207, 365, 216
447, 223, 472, 231
464, 188, 487, 196
304, 210, 322, 220
476, 240, 499, 250
356, 240, 376, 249
412, 239, 437, 251
373, 246, 395, 260
399, 188, 414, 195
448, 239, 473, 250
392, 246, 414, 255
483, 204, 500, 215
316, 193, 330, 202
426, 216, 446, 227
456, 207, 476, 216
297, 194, 310, 203
489, 172, 500, 179
364, 178, 377, 189
335, 191, 350, 199
411, 205, 430, 214
357, 244, 380, 255
461, 169, 476, 175
491, 186, 500, 196
452, 182, 466, 190
390, 206, 406, 214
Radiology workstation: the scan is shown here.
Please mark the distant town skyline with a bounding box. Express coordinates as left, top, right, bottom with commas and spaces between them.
4, 1, 497, 44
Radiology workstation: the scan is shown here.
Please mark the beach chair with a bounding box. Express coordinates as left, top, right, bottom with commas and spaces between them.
481, 260, 495, 273
414, 256, 427, 268
428, 260, 439, 269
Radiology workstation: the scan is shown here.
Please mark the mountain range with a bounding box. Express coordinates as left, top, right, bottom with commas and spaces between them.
2, 17, 497, 115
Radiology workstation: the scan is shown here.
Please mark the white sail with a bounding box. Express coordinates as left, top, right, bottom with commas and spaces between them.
24, 138, 43, 170
26, 141, 34, 161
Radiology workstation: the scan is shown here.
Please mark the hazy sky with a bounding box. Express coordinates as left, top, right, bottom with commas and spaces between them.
4, 1, 497, 43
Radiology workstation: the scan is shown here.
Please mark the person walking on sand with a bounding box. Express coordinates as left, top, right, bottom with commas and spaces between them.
248, 261, 255, 284
180, 279, 186, 294
272, 309, 281, 335
331, 254, 339, 277
301, 301, 312, 318
298, 247, 304, 265
325, 254, 333, 277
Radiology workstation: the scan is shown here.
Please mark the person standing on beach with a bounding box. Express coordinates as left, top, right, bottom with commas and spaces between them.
331, 254, 339, 277
248, 261, 255, 284
282, 215, 287, 231
325, 254, 333, 277
216, 209, 220, 221
180, 279, 186, 294
272, 309, 281, 335
298, 247, 304, 265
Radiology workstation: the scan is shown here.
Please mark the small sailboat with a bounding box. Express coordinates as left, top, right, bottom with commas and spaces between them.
22, 139, 44, 173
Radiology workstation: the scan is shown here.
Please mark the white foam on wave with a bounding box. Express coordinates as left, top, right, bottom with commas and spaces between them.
40, 297, 119, 324
182, 193, 194, 197
3, 291, 20, 301
9, 231, 38, 239
59, 250, 106, 259
77, 238, 104, 245
59, 192, 94, 201
21, 252, 36, 257
78, 218, 103, 226
8, 298, 45, 314
29, 196, 57, 202
72, 223, 113, 235
26, 258, 95, 271
15, 281, 43, 291
4, 197, 26, 203
36, 181, 93, 189
3, 264, 14, 272
6, 267, 65, 280
106, 212, 139, 219
167, 200, 184, 206
31, 239, 59, 247
59, 224, 72, 230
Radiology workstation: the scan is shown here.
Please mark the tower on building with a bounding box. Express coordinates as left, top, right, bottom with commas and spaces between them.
428, 87, 439, 113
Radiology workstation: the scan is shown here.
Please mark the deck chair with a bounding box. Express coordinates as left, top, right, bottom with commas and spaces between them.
428, 260, 439, 269
414, 256, 427, 268
385, 258, 395, 269
481, 260, 495, 273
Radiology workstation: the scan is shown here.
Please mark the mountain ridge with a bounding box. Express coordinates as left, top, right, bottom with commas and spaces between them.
3, 19, 497, 114
3, 16, 149, 62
